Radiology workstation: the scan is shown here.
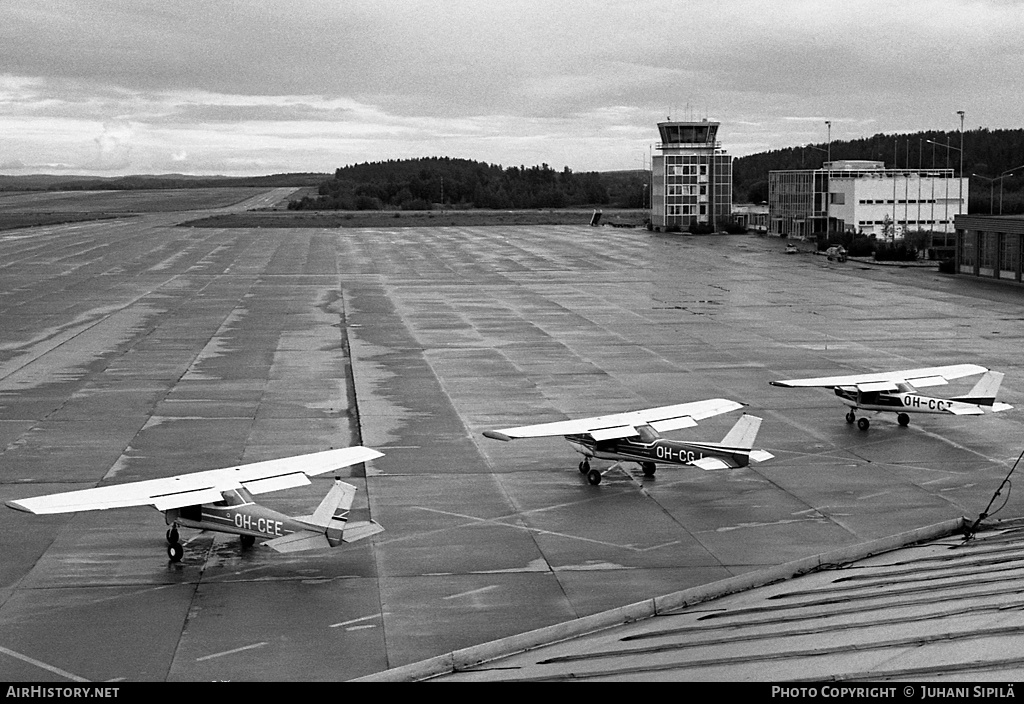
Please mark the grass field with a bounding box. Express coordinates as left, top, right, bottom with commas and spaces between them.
180, 207, 649, 229
0, 187, 276, 231
0, 186, 648, 231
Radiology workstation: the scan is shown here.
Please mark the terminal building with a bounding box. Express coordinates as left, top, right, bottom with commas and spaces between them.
650, 120, 732, 231
955, 214, 1024, 284
768, 160, 967, 250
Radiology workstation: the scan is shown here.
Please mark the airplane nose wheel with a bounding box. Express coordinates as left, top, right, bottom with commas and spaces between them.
897, 413, 910, 427
857, 417, 870, 430
167, 542, 184, 562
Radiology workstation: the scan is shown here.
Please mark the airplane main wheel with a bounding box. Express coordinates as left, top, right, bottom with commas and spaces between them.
857, 417, 870, 431
845, 411, 856, 424
240, 535, 256, 547
579, 460, 589, 474
166, 527, 179, 545
586, 469, 602, 486
642, 462, 657, 478
897, 413, 910, 427
167, 542, 184, 562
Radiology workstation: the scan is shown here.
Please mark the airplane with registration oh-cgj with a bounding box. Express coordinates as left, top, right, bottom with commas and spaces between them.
484, 399, 773, 485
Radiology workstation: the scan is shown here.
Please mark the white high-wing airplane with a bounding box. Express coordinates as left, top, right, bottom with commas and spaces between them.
6, 446, 385, 562
770, 363, 1013, 430
483, 399, 773, 485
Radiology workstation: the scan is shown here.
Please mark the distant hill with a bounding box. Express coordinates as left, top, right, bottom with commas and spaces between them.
733, 128, 1024, 214
0, 173, 328, 192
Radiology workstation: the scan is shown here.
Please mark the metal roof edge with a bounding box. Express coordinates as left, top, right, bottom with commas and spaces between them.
351, 516, 967, 682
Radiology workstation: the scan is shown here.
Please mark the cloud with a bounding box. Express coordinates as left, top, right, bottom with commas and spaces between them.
1, 1, 1022, 174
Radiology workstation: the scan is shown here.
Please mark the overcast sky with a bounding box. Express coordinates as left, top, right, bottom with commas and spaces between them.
2, 0, 1021, 176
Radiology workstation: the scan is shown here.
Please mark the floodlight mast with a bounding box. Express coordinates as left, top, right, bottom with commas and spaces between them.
957, 110, 965, 217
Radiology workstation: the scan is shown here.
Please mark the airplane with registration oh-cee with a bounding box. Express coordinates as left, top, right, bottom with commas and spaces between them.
483, 398, 773, 485
769, 364, 1013, 430
5, 446, 385, 562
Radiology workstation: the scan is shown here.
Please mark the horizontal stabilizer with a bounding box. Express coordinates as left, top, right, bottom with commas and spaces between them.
691, 457, 734, 471
263, 531, 331, 553
749, 450, 775, 463
947, 404, 985, 416
990, 402, 1014, 413
342, 520, 385, 543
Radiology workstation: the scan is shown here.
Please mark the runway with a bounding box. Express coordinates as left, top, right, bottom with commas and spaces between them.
1, 195, 1022, 681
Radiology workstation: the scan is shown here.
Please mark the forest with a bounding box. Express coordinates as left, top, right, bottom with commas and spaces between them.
287, 157, 648, 211
733, 127, 1024, 215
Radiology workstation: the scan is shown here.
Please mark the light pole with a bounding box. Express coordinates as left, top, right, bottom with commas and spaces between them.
926, 138, 964, 215
972, 173, 998, 214
998, 164, 1024, 215
957, 111, 965, 218
825, 121, 832, 165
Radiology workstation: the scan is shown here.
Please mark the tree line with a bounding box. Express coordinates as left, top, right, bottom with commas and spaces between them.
287, 157, 647, 211
733, 128, 1024, 215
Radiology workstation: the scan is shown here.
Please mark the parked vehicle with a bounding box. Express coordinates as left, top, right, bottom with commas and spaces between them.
825, 245, 847, 262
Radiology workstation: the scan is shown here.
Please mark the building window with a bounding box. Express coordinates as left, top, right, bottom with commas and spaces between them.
999, 234, 1020, 280
979, 232, 997, 275
959, 232, 975, 274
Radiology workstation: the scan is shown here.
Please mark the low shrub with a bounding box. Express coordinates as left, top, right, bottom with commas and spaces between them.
873, 242, 918, 261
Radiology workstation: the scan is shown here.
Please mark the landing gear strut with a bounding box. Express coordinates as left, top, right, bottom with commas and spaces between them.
165, 524, 184, 562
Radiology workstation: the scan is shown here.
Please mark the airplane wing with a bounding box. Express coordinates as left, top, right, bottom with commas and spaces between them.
770, 364, 988, 391
5, 446, 384, 515
483, 399, 746, 442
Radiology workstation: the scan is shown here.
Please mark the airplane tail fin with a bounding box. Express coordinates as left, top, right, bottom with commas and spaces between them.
720, 414, 763, 450
278, 479, 384, 549
261, 480, 381, 553
690, 414, 773, 470
301, 479, 356, 529
953, 371, 1012, 410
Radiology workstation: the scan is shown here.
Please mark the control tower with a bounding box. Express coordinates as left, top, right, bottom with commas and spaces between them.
650, 120, 732, 231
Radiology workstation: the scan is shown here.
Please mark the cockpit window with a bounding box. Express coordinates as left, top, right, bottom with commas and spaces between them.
214, 489, 249, 507
634, 426, 660, 443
